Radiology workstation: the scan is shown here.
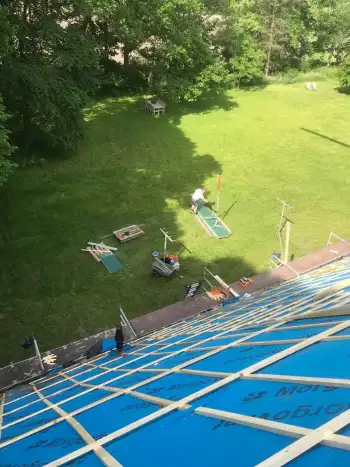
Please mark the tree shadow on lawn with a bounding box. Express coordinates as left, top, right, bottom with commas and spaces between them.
335, 86, 350, 95
168, 92, 239, 126
0, 94, 248, 365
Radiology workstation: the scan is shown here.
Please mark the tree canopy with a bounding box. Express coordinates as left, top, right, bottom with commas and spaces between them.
0, 0, 349, 184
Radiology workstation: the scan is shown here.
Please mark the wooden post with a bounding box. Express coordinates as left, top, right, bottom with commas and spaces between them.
283, 220, 291, 263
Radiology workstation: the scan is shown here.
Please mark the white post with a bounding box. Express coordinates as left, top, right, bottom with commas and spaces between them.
33, 337, 45, 372
283, 220, 291, 264
160, 228, 174, 263
278, 199, 292, 231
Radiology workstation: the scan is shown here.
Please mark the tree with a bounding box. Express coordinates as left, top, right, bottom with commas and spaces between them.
229, 39, 265, 85
81, 0, 233, 101
339, 57, 350, 88
0, 96, 15, 187
0, 1, 98, 157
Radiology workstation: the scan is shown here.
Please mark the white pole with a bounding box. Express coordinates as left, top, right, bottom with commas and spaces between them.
33, 337, 45, 372
160, 228, 173, 262
278, 199, 292, 231
283, 220, 291, 264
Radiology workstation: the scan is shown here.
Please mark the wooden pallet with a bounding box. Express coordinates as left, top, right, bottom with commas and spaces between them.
113, 225, 145, 243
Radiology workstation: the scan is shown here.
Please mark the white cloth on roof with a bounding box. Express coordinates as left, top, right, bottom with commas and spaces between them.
192, 188, 205, 201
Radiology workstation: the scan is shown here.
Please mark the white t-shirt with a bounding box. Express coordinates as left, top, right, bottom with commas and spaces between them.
192, 188, 205, 201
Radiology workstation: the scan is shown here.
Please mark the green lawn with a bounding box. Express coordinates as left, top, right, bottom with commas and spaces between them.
1, 79, 349, 366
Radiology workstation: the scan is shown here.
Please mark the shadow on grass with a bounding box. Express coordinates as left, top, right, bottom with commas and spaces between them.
300, 127, 350, 149
238, 83, 267, 92
335, 86, 350, 95
0, 94, 244, 366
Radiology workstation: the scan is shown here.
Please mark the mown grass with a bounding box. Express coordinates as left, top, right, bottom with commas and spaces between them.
0, 78, 349, 365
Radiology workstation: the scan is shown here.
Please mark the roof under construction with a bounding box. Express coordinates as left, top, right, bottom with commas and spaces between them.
0, 257, 349, 466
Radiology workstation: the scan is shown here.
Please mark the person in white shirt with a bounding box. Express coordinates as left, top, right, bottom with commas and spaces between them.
191, 187, 208, 214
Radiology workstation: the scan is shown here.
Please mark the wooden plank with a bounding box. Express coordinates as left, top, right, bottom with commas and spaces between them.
256, 408, 350, 467
88, 241, 118, 251
301, 307, 350, 318
178, 368, 230, 378
197, 407, 308, 438
313, 279, 350, 301
195, 407, 350, 450
60, 372, 189, 409
242, 373, 350, 388
86, 248, 101, 262
235, 339, 302, 346
32, 385, 122, 467
324, 335, 350, 342
271, 321, 345, 331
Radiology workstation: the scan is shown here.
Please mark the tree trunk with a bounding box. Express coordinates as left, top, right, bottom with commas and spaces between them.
265, 0, 278, 76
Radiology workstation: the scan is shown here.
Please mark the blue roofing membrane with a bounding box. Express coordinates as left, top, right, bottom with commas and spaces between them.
0, 258, 349, 466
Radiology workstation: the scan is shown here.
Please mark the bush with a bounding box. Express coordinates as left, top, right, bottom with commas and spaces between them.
339, 57, 350, 88
228, 40, 265, 86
